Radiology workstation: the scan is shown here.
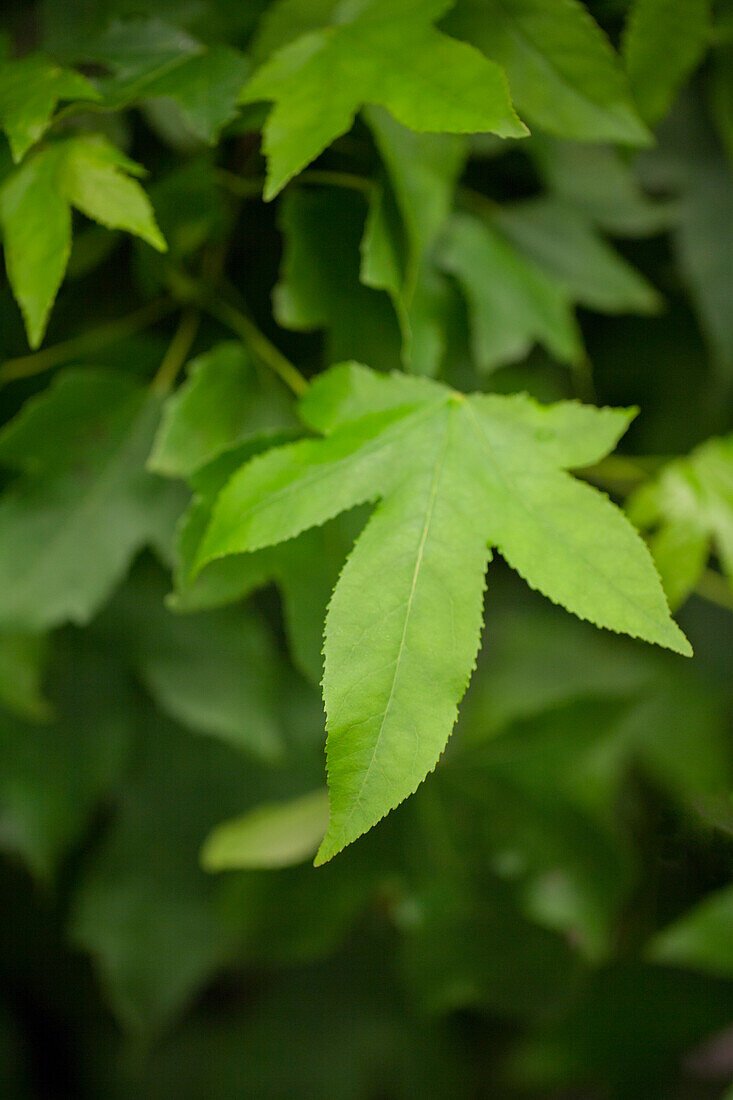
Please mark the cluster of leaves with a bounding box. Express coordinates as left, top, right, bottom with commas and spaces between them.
0, 0, 731, 1096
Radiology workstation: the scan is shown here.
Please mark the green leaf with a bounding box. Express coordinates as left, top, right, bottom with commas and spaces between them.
507, 966, 733, 1094
0, 144, 71, 348
462, 603, 730, 815
0, 632, 51, 722
623, 0, 711, 125
493, 197, 663, 315
675, 153, 733, 377
94, 564, 286, 761
532, 137, 676, 237
195, 363, 689, 861
202, 789, 330, 870
250, 0, 341, 65
361, 107, 466, 372
0, 53, 100, 162
398, 866, 579, 1017
68, 710, 270, 1037
0, 135, 165, 346
437, 212, 583, 370
172, 437, 363, 684
628, 434, 733, 608
445, 0, 650, 144
149, 341, 297, 478
275, 186, 403, 370
84, 18, 250, 144
649, 884, 733, 978
0, 637, 131, 881
240, 0, 527, 199
60, 134, 166, 249
0, 370, 184, 632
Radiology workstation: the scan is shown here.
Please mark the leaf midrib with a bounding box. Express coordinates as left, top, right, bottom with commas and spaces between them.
324, 406, 452, 853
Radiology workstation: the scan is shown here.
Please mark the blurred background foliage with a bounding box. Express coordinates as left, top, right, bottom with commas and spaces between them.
0, 0, 731, 1096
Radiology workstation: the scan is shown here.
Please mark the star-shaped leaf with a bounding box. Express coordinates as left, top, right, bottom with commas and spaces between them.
195, 363, 689, 863
240, 0, 527, 199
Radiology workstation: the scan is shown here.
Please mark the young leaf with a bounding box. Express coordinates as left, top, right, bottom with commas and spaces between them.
195, 363, 690, 862
0, 370, 184, 632
628, 435, 733, 608
240, 0, 527, 199
149, 341, 297, 479
623, 0, 711, 126
0, 135, 165, 346
437, 212, 583, 370
445, 0, 650, 145
202, 789, 330, 870
0, 54, 100, 162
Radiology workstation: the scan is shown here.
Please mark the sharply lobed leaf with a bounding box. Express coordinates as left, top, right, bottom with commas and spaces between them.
445, 0, 650, 144
196, 364, 689, 861
628, 434, 733, 608
0, 370, 184, 632
0, 134, 165, 346
240, 0, 527, 199
437, 211, 583, 370
623, 0, 711, 125
493, 197, 663, 315
0, 53, 100, 162
167, 431, 361, 684
79, 17, 250, 144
